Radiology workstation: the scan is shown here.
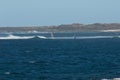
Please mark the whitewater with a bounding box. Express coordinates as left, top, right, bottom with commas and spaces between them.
0, 34, 120, 40
0, 34, 34, 39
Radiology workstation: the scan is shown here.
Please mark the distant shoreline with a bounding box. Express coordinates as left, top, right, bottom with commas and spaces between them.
0, 23, 120, 33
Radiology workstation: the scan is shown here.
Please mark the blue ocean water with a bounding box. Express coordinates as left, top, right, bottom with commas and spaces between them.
0, 32, 120, 80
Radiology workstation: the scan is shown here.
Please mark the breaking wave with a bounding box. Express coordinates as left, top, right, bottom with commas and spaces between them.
102, 78, 120, 80
0, 35, 120, 40
45, 36, 120, 39
37, 36, 47, 39
0, 34, 34, 40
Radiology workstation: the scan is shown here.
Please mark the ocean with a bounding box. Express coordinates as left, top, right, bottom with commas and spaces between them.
0, 32, 120, 80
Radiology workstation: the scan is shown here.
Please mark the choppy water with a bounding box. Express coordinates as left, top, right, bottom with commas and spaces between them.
0, 32, 120, 80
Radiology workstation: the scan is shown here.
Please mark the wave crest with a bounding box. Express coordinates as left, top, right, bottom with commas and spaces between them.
102, 78, 120, 80
43, 36, 119, 39
0, 35, 119, 40
0, 34, 34, 40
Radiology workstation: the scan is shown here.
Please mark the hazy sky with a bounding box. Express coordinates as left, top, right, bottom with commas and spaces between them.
0, 0, 120, 26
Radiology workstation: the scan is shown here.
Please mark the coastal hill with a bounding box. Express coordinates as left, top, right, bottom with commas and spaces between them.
0, 23, 120, 32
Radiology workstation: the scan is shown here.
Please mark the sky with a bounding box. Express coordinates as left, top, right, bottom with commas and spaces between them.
0, 0, 120, 27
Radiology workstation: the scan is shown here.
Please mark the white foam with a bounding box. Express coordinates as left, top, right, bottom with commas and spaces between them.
4, 72, 11, 75
37, 36, 47, 39
44, 36, 119, 39
0, 34, 34, 40
113, 78, 120, 80
0, 35, 119, 40
100, 29, 120, 32
102, 78, 120, 80
77, 36, 114, 39
101, 79, 109, 80
48, 37, 75, 39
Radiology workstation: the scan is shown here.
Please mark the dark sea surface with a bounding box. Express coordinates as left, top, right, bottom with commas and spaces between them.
0, 32, 120, 80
